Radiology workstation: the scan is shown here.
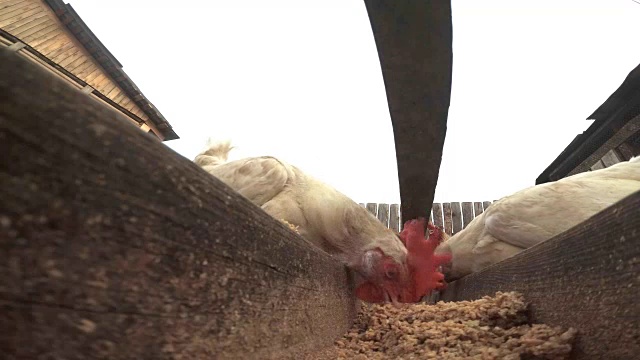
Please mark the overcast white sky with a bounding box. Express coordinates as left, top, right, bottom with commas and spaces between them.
71, 0, 640, 204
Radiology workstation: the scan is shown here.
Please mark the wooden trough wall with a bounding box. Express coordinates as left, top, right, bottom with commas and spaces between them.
0, 47, 358, 360
437, 190, 640, 359
359, 201, 494, 235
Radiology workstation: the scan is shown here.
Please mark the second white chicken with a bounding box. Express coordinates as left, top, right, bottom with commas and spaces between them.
437, 156, 640, 281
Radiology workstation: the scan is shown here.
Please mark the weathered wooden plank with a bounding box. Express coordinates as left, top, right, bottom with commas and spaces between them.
600, 149, 621, 167
25, 28, 62, 48
96, 81, 119, 98
482, 201, 491, 210
129, 106, 145, 119
431, 203, 444, 230
11, 14, 51, 37
616, 143, 633, 161
58, 49, 85, 69
93, 73, 117, 93
388, 204, 400, 233
105, 84, 122, 98
75, 61, 98, 79
118, 95, 133, 110
450, 202, 462, 234
365, 203, 378, 217
442, 203, 453, 236
45, 39, 78, 63
439, 190, 640, 360
473, 202, 484, 217
85, 68, 106, 84
0, 2, 39, 24
111, 87, 128, 104
1, 9, 46, 32
376, 203, 390, 228
0, 9, 44, 30
461, 202, 473, 229
0, 48, 357, 360
51, 44, 84, 67
364, 0, 451, 222
590, 159, 605, 170
37, 36, 72, 57
65, 54, 91, 73
0, 0, 31, 12
563, 113, 640, 178
616, 141, 636, 161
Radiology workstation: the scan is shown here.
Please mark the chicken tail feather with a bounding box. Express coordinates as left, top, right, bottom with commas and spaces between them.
194, 139, 233, 169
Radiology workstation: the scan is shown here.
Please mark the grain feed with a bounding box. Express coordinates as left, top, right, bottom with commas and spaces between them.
311, 292, 576, 360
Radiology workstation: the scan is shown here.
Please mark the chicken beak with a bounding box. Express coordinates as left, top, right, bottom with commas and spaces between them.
384, 289, 402, 308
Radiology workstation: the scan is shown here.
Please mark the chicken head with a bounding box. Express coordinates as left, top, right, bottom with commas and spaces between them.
355, 218, 452, 304
355, 247, 411, 305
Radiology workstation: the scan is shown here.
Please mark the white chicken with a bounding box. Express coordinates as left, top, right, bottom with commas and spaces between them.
194, 140, 410, 302
437, 156, 640, 281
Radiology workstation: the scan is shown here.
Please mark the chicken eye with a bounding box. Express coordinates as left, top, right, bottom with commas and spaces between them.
385, 268, 398, 280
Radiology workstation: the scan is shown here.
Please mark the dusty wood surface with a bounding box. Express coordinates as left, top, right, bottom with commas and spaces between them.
364, 0, 452, 222
473, 202, 484, 217
431, 203, 444, 230
376, 203, 390, 228
450, 202, 462, 235
617, 132, 640, 160
388, 204, 400, 233
438, 190, 640, 360
482, 201, 492, 210
0, 48, 358, 360
600, 149, 621, 167
461, 202, 473, 229
365, 203, 378, 218
442, 203, 453, 236
590, 159, 605, 170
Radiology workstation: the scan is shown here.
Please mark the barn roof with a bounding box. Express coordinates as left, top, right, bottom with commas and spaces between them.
44, 0, 178, 141
0, 0, 178, 141
536, 61, 640, 184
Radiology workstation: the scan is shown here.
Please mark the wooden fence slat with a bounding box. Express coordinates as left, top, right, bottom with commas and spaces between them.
591, 159, 605, 170
376, 203, 390, 228
473, 202, 484, 217
461, 202, 474, 229
438, 190, 640, 360
450, 202, 463, 234
483, 201, 492, 210
389, 204, 400, 233
616, 142, 635, 161
361, 202, 494, 232
365, 203, 378, 217
601, 149, 621, 168
431, 203, 444, 230
0, 48, 357, 360
442, 203, 453, 235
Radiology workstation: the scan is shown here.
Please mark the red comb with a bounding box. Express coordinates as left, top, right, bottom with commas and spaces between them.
354, 218, 451, 303
399, 218, 451, 302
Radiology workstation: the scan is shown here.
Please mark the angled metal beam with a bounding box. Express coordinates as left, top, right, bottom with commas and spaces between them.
364, 0, 453, 221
